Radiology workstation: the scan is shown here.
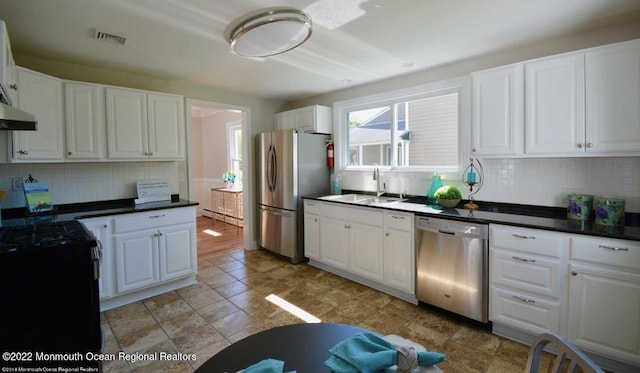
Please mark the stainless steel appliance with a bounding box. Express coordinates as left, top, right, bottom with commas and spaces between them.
258, 129, 330, 263
416, 216, 489, 322
0, 220, 102, 369
0, 83, 37, 130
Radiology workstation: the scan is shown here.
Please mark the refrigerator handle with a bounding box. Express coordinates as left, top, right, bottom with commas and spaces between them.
268, 145, 277, 192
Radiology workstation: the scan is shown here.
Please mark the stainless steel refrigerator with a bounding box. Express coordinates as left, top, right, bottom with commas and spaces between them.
258, 129, 330, 263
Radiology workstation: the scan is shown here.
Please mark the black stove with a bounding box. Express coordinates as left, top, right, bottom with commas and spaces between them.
0, 220, 102, 370
0, 220, 96, 253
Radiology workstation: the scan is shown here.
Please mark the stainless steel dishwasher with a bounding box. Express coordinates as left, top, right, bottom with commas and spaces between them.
415, 216, 489, 323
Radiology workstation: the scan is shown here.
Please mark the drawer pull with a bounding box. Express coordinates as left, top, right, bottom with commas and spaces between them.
513, 296, 535, 304
391, 215, 405, 220
512, 234, 535, 239
512, 256, 536, 263
599, 245, 629, 252
149, 214, 166, 219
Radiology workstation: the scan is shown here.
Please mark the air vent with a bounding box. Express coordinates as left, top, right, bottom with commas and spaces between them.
93, 29, 128, 45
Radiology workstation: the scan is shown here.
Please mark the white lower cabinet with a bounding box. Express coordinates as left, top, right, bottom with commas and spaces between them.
383, 211, 414, 294
79, 217, 113, 300
489, 224, 567, 335
490, 224, 640, 372
114, 229, 159, 293
568, 237, 640, 367
82, 206, 196, 311
303, 200, 321, 260
305, 200, 415, 303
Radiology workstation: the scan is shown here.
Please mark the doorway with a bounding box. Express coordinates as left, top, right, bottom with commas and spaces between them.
185, 98, 252, 253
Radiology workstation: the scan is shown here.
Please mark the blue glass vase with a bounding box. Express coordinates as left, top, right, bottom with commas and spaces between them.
426, 173, 444, 205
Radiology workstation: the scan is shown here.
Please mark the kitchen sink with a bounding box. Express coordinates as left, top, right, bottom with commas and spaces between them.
318, 194, 405, 206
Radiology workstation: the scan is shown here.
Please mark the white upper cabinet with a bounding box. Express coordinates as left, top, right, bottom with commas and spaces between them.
275, 105, 332, 134
0, 20, 16, 103
471, 38, 640, 158
106, 87, 148, 159
106, 87, 185, 160
471, 64, 523, 156
585, 39, 640, 154
64, 82, 105, 160
524, 52, 585, 155
12, 67, 64, 161
147, 92, 185, 159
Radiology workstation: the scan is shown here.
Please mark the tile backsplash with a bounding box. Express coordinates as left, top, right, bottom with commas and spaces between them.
0, 162, 179, 209
341, 157, 640, 213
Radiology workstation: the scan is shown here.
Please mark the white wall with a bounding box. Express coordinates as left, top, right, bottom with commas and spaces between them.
289, 20, 640, 213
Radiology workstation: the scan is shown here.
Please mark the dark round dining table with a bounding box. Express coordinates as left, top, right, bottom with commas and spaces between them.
195, 322, 370, 372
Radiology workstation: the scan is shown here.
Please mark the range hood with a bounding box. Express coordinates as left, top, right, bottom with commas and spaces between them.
0, 84, 37, 131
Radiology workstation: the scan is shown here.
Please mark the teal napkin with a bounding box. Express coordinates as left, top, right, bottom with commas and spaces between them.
325, 332, 444, 373
241, 358, 288, 373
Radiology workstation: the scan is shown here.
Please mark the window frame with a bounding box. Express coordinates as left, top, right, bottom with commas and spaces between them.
334, 76, 471, 175
227, 120, 242, 186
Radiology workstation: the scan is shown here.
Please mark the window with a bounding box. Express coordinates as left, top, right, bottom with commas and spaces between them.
337, 77, 469, 173
227, 121, 242, 186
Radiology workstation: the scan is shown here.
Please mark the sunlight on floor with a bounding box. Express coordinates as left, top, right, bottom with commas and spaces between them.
202, 229, 222, 237
265, 294, 321, 323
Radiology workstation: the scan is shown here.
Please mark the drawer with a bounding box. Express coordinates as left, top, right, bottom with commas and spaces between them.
113, 207, 195, 233
490, 285, 561, 335
490, 224, 566, 258
321, 203, 383, 227
571, 236, 640, 270
384, 211, 413, 232
490, 249, 562, 298
304, 200, 321, 214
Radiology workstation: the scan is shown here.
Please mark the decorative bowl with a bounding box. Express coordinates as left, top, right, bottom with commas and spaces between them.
437, 198, 460, 208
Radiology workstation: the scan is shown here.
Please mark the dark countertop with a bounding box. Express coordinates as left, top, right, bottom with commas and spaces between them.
0, 198, 199, 227
304, 193, 640, 242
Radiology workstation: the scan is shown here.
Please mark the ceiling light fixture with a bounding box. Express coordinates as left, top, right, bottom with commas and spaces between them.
225, 8, 312, 58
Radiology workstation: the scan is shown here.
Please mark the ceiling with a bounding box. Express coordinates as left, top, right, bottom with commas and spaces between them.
1, 0, 639, 101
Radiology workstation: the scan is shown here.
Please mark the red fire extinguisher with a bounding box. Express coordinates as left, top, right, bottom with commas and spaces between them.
326, 141, 334, 168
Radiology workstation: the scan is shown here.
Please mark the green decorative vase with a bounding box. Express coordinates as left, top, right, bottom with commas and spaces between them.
426, 173, 444, 205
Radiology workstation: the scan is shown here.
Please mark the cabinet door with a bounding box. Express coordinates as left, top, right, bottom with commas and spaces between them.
294, 107, 314, 132
585, 40, 640, 154
114, 229, 158, 293
349, 222, 384, 282
383, 229, 413, 293
320, 217, 350, 269
158, 223, 196, 282
568, 263, 640, 365
81, 218, 113, 299
471, 64, 523, 156
106, 87, 148, 159
275, 111, 295, 130
304, 213, 320, 260
12, 68, 63, 160
64, 82, 105, 159
147, 93, 185, 159
524, 53, 585, 154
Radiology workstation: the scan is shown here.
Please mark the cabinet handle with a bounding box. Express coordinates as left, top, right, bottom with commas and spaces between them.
512, 256, 536, 263
9, 84, 17, 90
586, 143, 593, 148
314, 218, 318, 222
577, 143, 584, 148
103, 224, 108, 228
512, 234, 535, 239
149, 214, 166, 219
571, 271, 578, 276
472, 148, 476, 152
344, 224, 351, 229
68, 151, 73, 155
385, 232, 390, 237
391, 215, 405, 220
599, 244, 629, 252
512, 296, 535, 304
17, 150, 28, 155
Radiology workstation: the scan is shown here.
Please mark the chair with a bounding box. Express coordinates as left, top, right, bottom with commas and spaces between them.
525, 333, 605, 373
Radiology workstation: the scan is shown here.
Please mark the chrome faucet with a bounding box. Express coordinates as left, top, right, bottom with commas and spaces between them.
373, 166, 386, 197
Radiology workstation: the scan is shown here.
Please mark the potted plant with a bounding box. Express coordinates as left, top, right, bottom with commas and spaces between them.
222, 171, 236, 189
434, 185, 461, 208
